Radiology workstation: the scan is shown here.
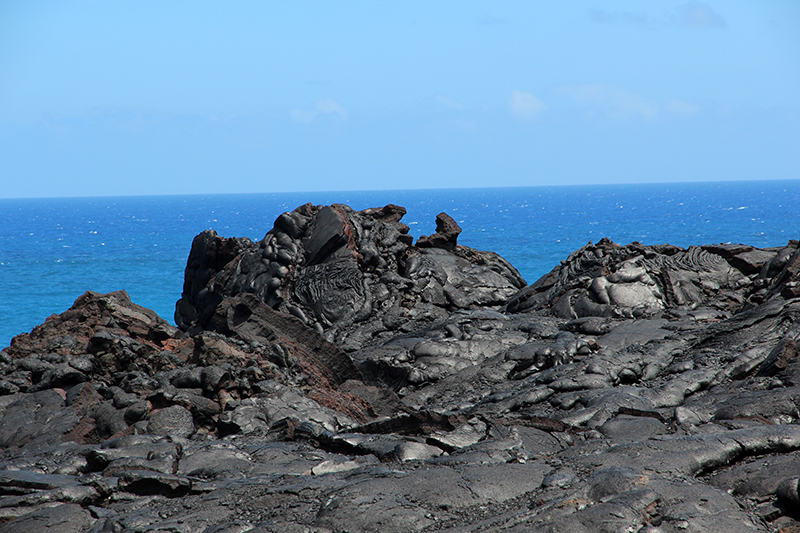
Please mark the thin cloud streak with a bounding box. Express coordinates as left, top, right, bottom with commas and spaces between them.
589, 2, 727, 29
289, 98, 348, 123
561, 84, 657, 120
675, 1, 727, 28
509, 90, 547, 119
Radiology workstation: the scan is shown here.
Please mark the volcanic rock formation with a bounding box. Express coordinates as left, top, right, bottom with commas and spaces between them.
175, 203, 526, 351
0, 204, 798, 532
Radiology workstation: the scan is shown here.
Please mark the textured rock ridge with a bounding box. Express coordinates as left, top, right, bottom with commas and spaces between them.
506, 237, 798, 318
175, 203, 526, 351
0, 206, 799, 532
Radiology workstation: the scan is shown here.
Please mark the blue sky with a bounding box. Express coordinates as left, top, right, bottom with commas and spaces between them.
0, 1, 798, 198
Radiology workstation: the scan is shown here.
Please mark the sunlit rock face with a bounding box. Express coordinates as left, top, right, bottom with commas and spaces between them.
505, 237, 796, 319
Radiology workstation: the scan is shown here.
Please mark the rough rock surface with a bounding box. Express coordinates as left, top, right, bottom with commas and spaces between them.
175, 203, 526, 352
0, 204, 798, 532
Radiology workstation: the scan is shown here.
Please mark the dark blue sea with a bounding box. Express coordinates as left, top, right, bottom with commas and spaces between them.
1, 180, 798, 348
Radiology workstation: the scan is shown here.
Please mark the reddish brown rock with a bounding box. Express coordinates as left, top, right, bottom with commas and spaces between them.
3, 291, 193, 376
61, 417, 101, 445
416, 212, 462, 251
204, 293, 374, 423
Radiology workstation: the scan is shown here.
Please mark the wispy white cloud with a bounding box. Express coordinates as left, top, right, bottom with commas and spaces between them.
588, 8, 648, 26
665, 98, 700, 116
314, 98, 348, 117
589, 2, 726, 29
673, 2, 727, 28
289, 98, 348, 123
509, 90, 547, 119
562, 84, 657, 119
453, 118, 477, 132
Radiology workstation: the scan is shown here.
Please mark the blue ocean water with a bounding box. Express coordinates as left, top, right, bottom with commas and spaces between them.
1, 180, 798, 348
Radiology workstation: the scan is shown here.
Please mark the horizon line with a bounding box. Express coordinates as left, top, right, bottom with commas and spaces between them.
1, 176, 797, 201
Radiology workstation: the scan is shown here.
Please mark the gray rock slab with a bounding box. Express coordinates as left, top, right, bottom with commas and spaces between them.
178, 442, 255, 478
573, 425, 800, 477
314, 462, 550, 532
0, 390, 79, 448
0, 470, 78, 492
704, 450, 800, 499
598, 414, 668, 442
0, 503, 95, 533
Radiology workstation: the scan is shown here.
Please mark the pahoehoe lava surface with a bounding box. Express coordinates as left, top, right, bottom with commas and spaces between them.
0, 203, 799, 532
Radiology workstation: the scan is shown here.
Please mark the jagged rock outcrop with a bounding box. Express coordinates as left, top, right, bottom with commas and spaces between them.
506, 237, 799, 318
175, 203, 526, 351
0, 205, 799, 532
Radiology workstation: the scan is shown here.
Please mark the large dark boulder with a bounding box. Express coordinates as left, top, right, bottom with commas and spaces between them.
175, 203, 526, 350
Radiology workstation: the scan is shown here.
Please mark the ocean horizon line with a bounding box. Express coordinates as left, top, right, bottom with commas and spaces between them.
2, 177, 797, 202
